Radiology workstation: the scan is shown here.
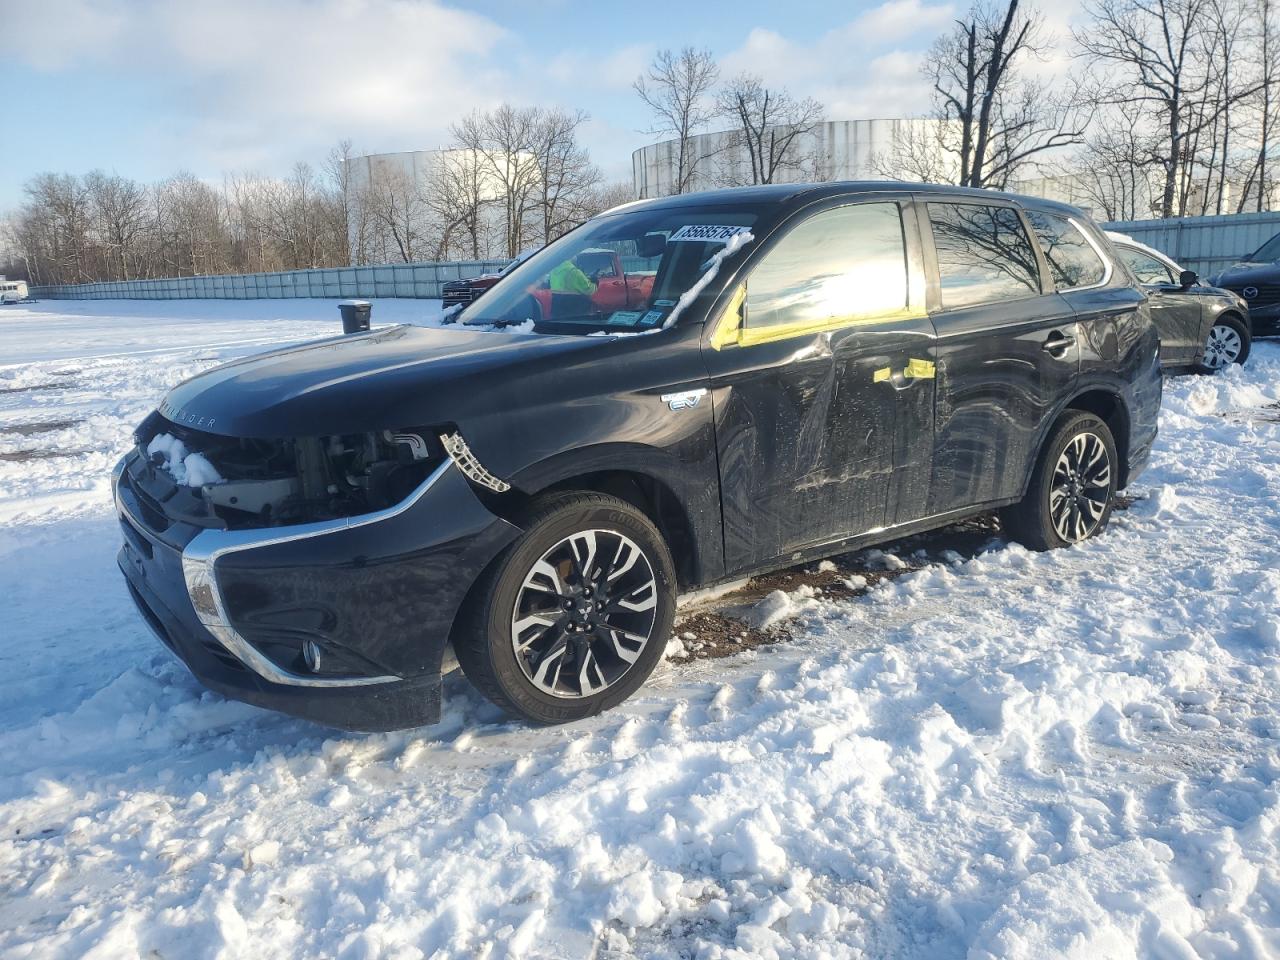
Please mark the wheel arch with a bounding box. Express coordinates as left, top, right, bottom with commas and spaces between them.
496, 442, 716, 592
1027, 387, 1133, 493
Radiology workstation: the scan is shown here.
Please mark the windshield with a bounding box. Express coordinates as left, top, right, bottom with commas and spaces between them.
460, 207, 757, 334
1249, 232, 1280, 263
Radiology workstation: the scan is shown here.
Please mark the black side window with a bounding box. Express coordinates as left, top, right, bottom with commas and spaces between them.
1026, 211, 1107, 289
1117, 247, 1174, 285
928, 203, 1041, 309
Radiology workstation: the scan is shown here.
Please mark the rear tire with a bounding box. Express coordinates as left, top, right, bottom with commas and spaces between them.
454, 492, 676, 724
1199, 314, 1250, 372
1001, 412, 1118, 551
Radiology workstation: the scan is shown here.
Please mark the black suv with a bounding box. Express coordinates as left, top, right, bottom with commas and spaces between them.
1211, 230, 1280, 336
113, 183, 1161, 731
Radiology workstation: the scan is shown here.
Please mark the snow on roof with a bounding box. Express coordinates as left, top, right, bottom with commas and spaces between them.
1105, 230, 1183, 269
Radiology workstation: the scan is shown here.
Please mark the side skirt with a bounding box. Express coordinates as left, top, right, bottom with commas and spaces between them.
702, 498, 1022, 592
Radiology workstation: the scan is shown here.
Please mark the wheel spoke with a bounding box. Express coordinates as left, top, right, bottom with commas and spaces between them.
526, 559, 569, 597
570, 531, 598, 583
578, 647, 605, 695
513, 613, 559, 651
607, 538, 642, 582
614, 581, 657, 612
532, 644, 567, 688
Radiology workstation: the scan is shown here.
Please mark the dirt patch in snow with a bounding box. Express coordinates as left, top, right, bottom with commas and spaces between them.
671, 500, 1139, 665
0, 419, 82, 436
0, 448, 88, 463
668, 612, 792, 661
0, 381, 76, 395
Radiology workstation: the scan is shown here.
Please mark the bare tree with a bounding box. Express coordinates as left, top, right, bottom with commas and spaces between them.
584, 181, 637, 217
452, 105, 546, 257
634, 47, 720, 195
1075, 0, 1264, 216
871, 120, 959, 183
84, 171, 149, 280
715, 74, 823, 185
7, 107, 608, 284
915, 0, 1089, 188
361, 166, 430, 264
424, 150, 484, 260
324, 140, 358, 267
1240, 0, 1279, 210
1073, 102, 1161, 219
19, 173, 95, 283
530, 108, 602, 244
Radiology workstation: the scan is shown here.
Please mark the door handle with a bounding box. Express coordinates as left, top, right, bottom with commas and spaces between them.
1042, 332, 1076, 356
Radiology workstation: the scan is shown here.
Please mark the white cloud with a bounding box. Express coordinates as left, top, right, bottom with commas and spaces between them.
546, 43, 651, 91
13, 0, 510, 169
6, 0, 127, 70
854, 0, 957, 43
719, 0, 955, 122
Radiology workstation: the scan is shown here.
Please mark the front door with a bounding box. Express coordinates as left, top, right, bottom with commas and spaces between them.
702, 198, 936, 575
1114, 246, 1203, 364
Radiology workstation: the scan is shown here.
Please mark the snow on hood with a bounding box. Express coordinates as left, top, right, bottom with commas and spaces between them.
145, 432, 224, 487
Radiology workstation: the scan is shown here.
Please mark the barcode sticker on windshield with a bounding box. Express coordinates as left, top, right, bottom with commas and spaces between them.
668, 224, 751, 244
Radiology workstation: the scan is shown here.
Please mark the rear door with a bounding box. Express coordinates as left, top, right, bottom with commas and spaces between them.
918, 198, 1078, 516
703, 196, 935, 574
1113, 245, 1202, 364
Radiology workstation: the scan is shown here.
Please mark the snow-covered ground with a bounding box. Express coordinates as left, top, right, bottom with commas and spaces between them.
2, 299, 1279, 959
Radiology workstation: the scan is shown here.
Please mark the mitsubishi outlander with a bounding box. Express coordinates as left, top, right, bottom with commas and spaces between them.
113, 183, 1161, 731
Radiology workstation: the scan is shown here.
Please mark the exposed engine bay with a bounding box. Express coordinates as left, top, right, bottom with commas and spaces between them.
129, 412, 443, 530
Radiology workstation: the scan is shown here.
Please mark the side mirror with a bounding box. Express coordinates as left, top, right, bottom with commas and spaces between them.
636, 232, 667, 258
1179, 270, 1198, 288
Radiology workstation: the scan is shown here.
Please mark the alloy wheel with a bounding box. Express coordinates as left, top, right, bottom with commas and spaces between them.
1203, 324, 1243, 369
510, 529, 658, 698
1049, 432, 1112, 543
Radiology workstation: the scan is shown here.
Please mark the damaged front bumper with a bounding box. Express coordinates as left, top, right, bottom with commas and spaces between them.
113, 454, 521, 732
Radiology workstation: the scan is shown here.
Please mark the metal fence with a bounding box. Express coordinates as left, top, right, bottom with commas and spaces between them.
1105, 211, 1280, 277
28, 259, 509, 301
26, 212, 1280, 300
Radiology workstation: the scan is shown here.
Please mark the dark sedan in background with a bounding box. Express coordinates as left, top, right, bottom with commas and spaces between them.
1211, 231, 1280, 337
1108, 232, 1252, 371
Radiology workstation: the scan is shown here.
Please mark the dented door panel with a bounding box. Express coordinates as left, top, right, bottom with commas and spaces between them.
707, 317, 935, 575
928, 295, 1079, 514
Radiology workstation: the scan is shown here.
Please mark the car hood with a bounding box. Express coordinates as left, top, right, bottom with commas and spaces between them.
1211, 261, 1280, 286
158, 323, 605, 438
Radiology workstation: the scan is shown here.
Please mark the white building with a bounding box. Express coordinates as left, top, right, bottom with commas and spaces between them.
632, 118, 953, 198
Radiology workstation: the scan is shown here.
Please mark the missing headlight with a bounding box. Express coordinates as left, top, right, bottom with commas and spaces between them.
137, 415, 445, 530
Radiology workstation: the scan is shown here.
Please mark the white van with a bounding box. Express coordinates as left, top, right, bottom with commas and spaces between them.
0, 279, 29, 304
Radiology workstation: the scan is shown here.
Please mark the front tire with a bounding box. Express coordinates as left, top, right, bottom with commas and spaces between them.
1001, 412, 1118, 551
454, 492, 676, 724
1199, 314, 1250, 372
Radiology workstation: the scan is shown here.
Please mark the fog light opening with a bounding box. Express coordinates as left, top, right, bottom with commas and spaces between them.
303, 640, 323, 673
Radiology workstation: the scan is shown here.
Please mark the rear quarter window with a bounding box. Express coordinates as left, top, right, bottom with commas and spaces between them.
927, 203, 1041, 309
1026, 211, 1107, 289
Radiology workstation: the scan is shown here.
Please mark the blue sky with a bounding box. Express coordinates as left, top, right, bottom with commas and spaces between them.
1, 0, 969, 211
